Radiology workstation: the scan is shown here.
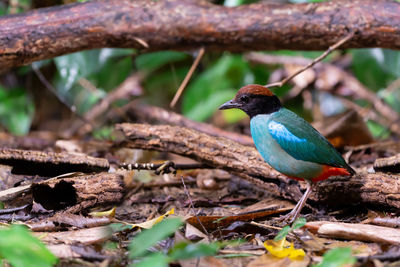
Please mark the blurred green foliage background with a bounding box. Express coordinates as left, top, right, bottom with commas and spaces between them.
0, 0, 399, 266
0, 0, 399, 139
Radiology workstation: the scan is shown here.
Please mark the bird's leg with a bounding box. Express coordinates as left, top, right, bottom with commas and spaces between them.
279, 181, 314, 224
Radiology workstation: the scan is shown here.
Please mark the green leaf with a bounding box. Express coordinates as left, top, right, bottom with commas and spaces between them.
0, 225, 58, 267
274, 226, 291, 241
367, 120, 390, 139
221, 109, 247, 124
0, 86, 34, 135
136, 256, 168, 267
273, 217, 306, 241
55, 49, 134, 92
350, 49, 396, 91
185, 90, 236, 121
92, 126, 115, 141
109, 223, 133, 233
291, 217, 306, 230
129, 218, 183, 258
52, 48, 134, 114
93, 56, 133, 92
136, 51, 188, 72
182, 54, 250, 121
224, 0, 259, 6
169, 242, 220, 261
131, 253, 169, 267
54, 50, 102, 92
314, 247, 356, 267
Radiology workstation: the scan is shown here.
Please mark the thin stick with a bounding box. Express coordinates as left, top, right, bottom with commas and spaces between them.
250, 221, 282, 230
170, 47, 205, 107
180, 175, 212, 242
265, 32, 354, 88
119, 161, 210, 174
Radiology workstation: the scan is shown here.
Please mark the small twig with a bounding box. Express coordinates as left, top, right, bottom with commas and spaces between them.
133, 37, 149, 48
385, 77, 400, 93
32, 65, 89, 124
265, 32, 354, 88
180, 175, 212, 243
250, 221, 282, 230
170, 47, 205, 107
358, 251, 400, 262
119, 161, 210, 175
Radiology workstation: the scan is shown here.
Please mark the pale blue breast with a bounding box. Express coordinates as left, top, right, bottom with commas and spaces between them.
250, 114, 323, 179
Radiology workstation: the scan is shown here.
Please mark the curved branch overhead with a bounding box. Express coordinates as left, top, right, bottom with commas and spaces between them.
1, 0, 400, 68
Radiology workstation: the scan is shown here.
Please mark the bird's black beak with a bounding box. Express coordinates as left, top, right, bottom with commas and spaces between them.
219, 99, 240, 110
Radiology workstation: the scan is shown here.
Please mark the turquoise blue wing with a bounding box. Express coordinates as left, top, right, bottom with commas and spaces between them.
268, 109, 353, 173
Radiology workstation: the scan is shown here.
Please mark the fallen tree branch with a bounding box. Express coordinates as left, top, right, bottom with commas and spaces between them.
118, 102, 254, 146
2, 0, 400, 68
0, 148, 109, 176
116, 123, 400, 209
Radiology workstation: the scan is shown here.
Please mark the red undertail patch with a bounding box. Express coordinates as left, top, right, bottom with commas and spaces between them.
287, 165, 352, 182
311, 165, 351, 182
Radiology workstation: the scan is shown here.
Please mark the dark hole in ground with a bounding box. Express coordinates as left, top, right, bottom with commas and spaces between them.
32, 180, 77, 210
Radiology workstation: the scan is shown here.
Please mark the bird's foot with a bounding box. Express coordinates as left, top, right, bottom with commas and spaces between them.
275, 211, 298, 225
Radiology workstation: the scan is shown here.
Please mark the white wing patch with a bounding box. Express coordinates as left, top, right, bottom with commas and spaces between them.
268, 121, 307, 144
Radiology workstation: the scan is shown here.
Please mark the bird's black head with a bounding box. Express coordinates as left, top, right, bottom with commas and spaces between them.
219, 84, 282, 118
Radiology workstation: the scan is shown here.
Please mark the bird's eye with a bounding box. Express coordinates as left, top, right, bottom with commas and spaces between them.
240, 95, 249, 103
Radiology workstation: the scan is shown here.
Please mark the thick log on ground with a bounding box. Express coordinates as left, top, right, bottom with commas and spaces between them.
1, 0, 400, 69
116, 123, 400, 209
31, 173, 125, 213
121, 102, 253, 146
0, 148, 109, 176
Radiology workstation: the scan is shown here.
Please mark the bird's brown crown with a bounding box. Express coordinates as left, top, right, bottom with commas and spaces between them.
235, 84, 274, 99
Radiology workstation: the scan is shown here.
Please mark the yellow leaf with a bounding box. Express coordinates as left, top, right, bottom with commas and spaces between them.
130, 208, 175, 229
89, 207, 116, 218
264, 238, 305, 260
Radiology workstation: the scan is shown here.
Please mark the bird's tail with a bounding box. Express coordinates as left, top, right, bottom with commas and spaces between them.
345, 163, 356, 176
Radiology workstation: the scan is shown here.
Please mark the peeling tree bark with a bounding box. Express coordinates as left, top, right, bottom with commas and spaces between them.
1, 0, 400, 69
120, 102, 254, 146
0, 148, 109, 176
116, 123, 400, 210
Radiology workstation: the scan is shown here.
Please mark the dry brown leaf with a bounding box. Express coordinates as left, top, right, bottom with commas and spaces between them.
28, 213, 111, 231
46, 244, 81, 258
34, 226, 112, 245
179, 256, 229, 267
89, 207, 116, 218
186, 207, 291, 232
185, 223, 208, 240
130, 208, 175, 229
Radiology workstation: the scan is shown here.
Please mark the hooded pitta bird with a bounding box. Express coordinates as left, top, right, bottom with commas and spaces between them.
219, 84, 355, 222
